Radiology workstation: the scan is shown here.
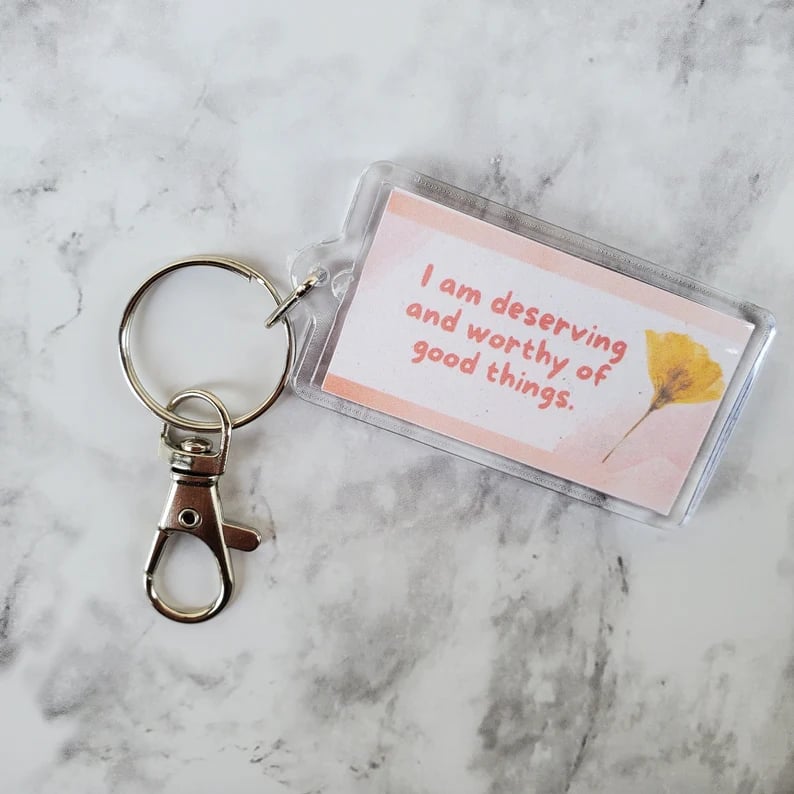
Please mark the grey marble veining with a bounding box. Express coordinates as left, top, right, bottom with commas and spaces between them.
1, 1, 794, 792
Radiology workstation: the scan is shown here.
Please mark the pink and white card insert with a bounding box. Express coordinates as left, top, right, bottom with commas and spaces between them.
322, 190, 753, 515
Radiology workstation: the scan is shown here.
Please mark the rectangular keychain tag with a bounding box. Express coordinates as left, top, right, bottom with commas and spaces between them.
291, 162, 774, 527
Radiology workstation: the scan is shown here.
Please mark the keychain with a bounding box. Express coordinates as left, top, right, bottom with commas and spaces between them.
118, 257, 321, 622
119, 162, 774, 622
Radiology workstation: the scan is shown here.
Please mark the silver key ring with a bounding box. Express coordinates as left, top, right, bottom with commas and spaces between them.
118, 255, 295, 432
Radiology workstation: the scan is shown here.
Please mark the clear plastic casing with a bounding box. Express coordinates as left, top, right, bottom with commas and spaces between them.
289, 162, 775, 528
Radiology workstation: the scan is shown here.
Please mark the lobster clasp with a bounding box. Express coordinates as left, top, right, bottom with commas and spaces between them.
144, 389, 261, 623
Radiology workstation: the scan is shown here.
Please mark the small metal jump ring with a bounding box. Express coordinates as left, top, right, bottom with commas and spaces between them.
265, 268, 326, 328
118, 256, 295, 432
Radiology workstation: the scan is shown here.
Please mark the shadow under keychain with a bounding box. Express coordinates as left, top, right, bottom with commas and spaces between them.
119, 162, 774, 623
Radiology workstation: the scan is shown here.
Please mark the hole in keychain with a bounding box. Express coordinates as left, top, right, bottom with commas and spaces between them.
150, 532, 224, 610
118, 256, 323, 622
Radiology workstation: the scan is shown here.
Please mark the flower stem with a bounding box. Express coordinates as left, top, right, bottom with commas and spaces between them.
601, 407, 654, 463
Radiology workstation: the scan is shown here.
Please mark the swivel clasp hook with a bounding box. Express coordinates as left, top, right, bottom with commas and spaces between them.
144, 389, 261, 623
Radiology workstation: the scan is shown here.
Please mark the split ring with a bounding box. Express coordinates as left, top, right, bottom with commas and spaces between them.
119, 256, 294, 432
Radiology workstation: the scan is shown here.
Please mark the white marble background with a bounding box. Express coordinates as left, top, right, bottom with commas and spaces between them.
2, 1, 794, 792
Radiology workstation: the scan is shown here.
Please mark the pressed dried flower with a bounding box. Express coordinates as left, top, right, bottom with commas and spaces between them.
602, 331, 725, 463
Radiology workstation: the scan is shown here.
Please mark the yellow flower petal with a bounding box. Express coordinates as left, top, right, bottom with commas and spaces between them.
645, 330, 725, 408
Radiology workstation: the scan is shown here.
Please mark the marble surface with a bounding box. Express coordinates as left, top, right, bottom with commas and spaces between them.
2, 1, 794, 792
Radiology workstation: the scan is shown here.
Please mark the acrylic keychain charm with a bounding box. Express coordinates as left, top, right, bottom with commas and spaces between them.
118, 257, 318, 622
287, 162, 774, 528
